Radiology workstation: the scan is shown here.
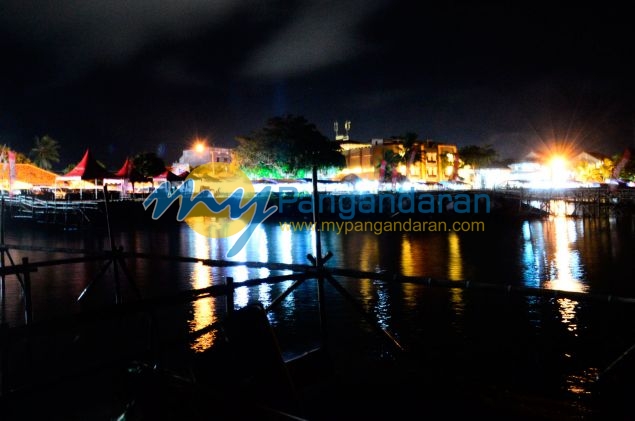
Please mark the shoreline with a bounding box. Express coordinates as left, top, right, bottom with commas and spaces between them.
9, 186, 635, 229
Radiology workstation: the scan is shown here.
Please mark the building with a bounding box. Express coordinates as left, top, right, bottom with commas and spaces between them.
415, 141, 459, 183
573, 151, 608, 167
174, 145, 233, 173
504, 150, 584, 188
338, 140, 375, 179
506, 150, 545, 186
472, 165, 512, 189
571, 151, 612, 183
338, 138, 459, 183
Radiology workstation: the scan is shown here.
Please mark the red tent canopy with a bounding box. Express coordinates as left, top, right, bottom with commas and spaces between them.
59, 149, 114, 180
114, 158, 150, 182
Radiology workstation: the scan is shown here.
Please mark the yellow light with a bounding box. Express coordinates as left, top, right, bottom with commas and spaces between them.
549, 155, 569, 185
195, 142, 206, 153
550, 155, 567, 170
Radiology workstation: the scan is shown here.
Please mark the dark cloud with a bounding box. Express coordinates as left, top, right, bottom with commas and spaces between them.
0, 1, 633, 169
0, 1, 240, 64
243, 0, 387, 78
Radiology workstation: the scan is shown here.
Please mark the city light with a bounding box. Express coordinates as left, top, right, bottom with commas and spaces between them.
549, 155, 570, 186
193, 139, 214, 174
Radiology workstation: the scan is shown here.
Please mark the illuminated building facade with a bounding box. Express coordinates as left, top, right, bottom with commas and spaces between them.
338, 138, 459, 182
175, 145, 233, 172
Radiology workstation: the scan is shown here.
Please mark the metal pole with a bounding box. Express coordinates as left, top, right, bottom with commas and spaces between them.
103, 185, 121, 304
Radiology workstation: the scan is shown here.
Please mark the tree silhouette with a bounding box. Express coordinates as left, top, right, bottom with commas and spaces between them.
376, 149, 403, 183
391, 132, 419, 178
133, 152, 166, 177
235, 114, 345, 178
458, 144, 498, 168
30, 135, 61, 170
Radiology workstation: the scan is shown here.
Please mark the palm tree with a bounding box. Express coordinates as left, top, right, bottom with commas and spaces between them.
30, 135, 61, 170
376, 149, 403, 183
390, 132, 419, 179
400, 132, 419, 178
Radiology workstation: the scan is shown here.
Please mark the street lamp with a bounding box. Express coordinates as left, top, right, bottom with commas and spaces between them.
194, 139, 216, 175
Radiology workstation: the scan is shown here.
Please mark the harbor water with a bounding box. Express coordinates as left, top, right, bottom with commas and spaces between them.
1, 208, 635, 418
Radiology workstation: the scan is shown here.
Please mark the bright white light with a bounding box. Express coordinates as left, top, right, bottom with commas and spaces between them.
355, 179, 378, 193
549, 156, 570, 186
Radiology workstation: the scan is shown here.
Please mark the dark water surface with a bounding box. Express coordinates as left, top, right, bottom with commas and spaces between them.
2, 211, 635, 418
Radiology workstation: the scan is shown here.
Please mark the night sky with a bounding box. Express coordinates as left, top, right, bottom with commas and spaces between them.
1, 1, 633, 170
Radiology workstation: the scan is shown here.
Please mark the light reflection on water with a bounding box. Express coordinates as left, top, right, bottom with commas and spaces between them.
190, 295, 217, 353
447, 231, 464, 281
234, 285, 250, 309
557, 297, 579, 334
2, 214, 635, 405
521, 216, 586, 337
445, 231, 465, 335
188, 232, 217, 352
358, 278, 391, 331
566, 367, 600, 396
2, 217, 632, 316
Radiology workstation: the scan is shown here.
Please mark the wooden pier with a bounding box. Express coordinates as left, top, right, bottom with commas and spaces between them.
1, 196, 103, 228
494, 186, 635, 217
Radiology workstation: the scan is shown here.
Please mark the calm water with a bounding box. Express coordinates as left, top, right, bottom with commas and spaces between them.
2, 209, 635, 414
3, 211, 634, 321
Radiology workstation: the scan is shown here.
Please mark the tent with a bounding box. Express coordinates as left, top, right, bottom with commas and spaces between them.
55, 149, 114, 199
113, 158, 150, 182
0, 179, 32, 193
104, 157, 151, 197
57, 149, 114, 180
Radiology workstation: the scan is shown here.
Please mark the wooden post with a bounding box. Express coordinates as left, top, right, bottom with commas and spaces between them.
311, 165, 329, 350
225, 276, 234, 315
311, 166, 323, 268
22, 257, 32, 325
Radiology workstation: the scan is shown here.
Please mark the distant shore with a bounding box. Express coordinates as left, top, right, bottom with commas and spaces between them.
106, 189, 550, 228
16, 187, 632, 230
